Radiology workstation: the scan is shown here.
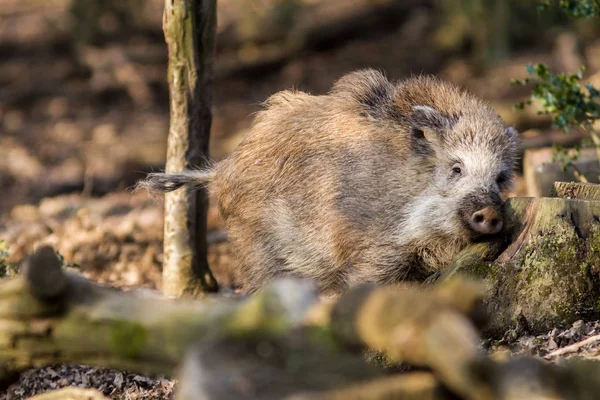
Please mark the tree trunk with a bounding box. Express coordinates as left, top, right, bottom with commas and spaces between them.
162, 0, 218, 297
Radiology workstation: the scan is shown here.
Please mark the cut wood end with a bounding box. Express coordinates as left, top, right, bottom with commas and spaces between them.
552, 181, 600, 201
22, 246, 68, 301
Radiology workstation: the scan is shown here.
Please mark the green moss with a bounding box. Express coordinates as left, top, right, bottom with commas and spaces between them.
433, 242, 499, 283
0, 241, 17, 278
510, 223, 600, 331
362, 349, 401, 370
595, 298, 600, 313
224, 294, 288, 337
306, 326, 341, 353
468, 260, 498, 280
110, 321, 148, 359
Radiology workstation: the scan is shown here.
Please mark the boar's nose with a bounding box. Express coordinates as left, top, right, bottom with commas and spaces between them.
470, 207, 503, 235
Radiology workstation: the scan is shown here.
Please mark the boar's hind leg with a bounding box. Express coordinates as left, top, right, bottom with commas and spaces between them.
346, 246, 426, 287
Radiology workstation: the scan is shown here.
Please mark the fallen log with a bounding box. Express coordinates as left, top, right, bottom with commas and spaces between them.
288, 358, 600, 400
0, 246, 320, 383
0, 245, 485, 396
175, 277, 493, 400
176, 281, 600, 400
0, 246, 493, 399
285, 373, 446, 400
324, 282, 493, 400
4, 247, 600, 399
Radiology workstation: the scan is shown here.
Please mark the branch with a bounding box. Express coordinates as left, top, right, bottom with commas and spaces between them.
545, 333, 600, 359
0, 247, 319, 384
324, 281, 493, 400
285, 373, 447, 400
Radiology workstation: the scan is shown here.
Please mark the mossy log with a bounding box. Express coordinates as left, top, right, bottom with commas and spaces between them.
286, 373, 446, 400
436, 196, 600, 336
177, 280, 600, 400
0, 246, 489, 399
4, 247, 600, 399
324, 282, 494, 400
0, 246, 491, 399
0, 245, 487, 398
176, 279, 492, 400
0, 247, 321, 384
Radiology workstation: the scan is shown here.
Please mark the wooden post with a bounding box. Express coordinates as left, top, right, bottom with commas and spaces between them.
162, 0, 218, 296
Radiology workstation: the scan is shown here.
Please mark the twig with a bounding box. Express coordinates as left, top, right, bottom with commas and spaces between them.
573, 167, 589, 183
545, 333, 600, 358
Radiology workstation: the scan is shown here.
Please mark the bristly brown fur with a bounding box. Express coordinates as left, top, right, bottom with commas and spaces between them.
139, 69, 519, 295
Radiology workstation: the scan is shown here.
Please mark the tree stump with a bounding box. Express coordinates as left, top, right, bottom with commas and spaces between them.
436, 196, 600, 336
553, 181, 600, 201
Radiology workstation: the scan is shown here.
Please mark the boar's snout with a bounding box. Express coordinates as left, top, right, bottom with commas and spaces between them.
469, 206, 503, 235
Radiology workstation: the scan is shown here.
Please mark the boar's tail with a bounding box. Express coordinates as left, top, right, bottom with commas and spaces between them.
136, 169, 215, 193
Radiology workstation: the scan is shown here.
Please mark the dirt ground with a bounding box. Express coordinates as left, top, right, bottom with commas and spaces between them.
2, 1, 600, 399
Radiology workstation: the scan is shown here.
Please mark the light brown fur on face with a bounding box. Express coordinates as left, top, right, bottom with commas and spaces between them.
142, 69, 518, 295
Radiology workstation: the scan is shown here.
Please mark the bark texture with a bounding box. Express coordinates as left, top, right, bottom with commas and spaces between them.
162, 0, 218, 296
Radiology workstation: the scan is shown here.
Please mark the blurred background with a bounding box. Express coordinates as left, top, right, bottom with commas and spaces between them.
1, 0, 599, 290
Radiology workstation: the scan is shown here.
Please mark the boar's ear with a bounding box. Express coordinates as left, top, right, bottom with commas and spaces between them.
506, 126, 519, 140
410, 106, 457, 144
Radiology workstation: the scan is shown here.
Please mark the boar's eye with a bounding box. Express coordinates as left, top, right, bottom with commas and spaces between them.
412, 127, 425, 139
452, 165, 462, 175
496, 172, 509, 186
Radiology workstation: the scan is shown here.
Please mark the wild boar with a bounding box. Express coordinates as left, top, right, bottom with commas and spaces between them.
141, 69, 518, 294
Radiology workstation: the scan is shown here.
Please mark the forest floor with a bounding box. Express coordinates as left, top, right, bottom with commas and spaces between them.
2, 1, 600, 398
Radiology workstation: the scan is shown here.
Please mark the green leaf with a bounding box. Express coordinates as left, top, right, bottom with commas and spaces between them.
0, 241, 17, 278
512, 63, 600, 133
540, 0, 600, 18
